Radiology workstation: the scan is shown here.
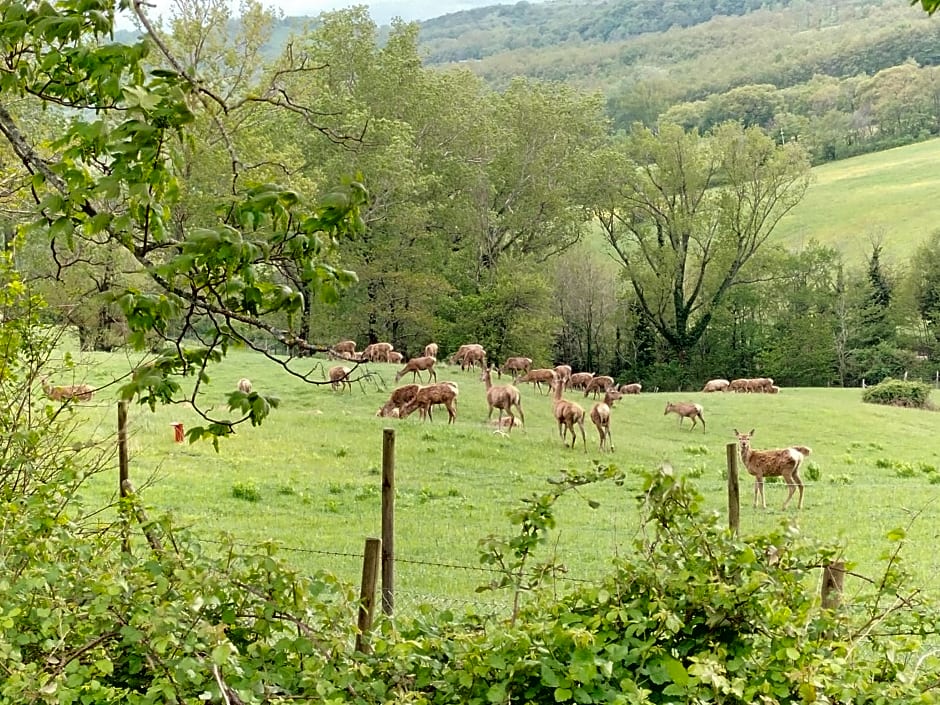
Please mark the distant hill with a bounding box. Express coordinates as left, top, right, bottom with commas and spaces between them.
414, 0, 940, 97
774, 137, 940, 266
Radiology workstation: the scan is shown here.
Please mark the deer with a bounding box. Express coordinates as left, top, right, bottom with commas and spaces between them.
399, 382, 459, 424
499, 356, 532, 379
480, 365, 525, 432
734, 429, 811, 510
448, 344, 486, 371
550, 378, 586, 451
394, 355, 437, 384
376, 384, 421, 418
664, 401, 705, 432
42, 377, 94, 402
328, 365, 352, 393
516, 368, 558, 395
702, 379, 730, 393
567, 371, 595, 392
590, 389, 623, 452
584, 375, 616, 399
553, 364, 572, 386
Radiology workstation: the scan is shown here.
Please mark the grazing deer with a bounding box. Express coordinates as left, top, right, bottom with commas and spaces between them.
394, 355, 437, 384
42, 377, 94, 402
400, 382, 459, 424
734, 429, 810, 510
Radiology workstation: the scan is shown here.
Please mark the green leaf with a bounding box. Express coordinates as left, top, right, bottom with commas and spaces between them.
887, 527, 906, 542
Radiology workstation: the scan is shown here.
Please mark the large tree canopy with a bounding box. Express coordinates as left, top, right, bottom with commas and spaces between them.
0, 0, 369, 440
588, 122, 811, 361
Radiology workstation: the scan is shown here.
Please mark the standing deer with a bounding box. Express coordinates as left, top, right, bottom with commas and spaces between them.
664, 401, 705, 432
550, 378, 586, 451
480, 365, 525, 432
734, 429, 810, 510
590, 389, 623, 452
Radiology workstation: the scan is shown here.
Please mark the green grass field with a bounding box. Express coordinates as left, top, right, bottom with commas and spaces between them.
53, 347, 940, 615
774, 137, 940, 266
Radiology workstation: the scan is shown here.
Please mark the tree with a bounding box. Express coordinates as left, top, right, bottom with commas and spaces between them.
909, 229, 940, 349
461, 78, 609, 280
552, 246, 621, 373
588, 122, 811, 362
0, 0, 368, 441
912, 0, 940, 15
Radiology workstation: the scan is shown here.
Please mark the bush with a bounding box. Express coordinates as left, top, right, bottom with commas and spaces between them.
862, 378, 935, 409
232, 480, 261, 501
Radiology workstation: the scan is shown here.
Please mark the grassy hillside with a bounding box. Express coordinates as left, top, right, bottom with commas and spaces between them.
58, 346, 940, 615
774, 137, 940, 266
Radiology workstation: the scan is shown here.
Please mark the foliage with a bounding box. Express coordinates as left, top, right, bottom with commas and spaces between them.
588, 122, 811, 361
373, 466, 940, 704
862, 377, 935, 408
0, 0, 369, 442
477, 464, 625, 623
913, 0, 940, 14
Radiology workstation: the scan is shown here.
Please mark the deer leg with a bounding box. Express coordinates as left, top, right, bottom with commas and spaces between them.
515, 402, 525, 426
607, 423, 613, 452
578, 421, 586, 452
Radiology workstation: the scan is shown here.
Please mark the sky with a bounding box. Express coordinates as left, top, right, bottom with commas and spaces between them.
116, 0, 508, 28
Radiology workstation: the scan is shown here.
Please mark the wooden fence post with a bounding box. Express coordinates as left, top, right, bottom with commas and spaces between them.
822, 561, 845, 610
381, 428, 395, 616
118, 401, 130, 553
356, 537, 381, 653
726, 442, 740, 536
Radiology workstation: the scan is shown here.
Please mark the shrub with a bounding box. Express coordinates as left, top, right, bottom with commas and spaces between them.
232, 480, 261, 501
862, 378, 934, 409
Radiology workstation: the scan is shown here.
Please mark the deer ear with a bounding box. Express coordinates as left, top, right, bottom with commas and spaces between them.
749, 428, 755, 436
734, 428, 739, 435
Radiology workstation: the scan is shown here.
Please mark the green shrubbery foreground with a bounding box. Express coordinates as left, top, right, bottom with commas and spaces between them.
3, 270, 940, 703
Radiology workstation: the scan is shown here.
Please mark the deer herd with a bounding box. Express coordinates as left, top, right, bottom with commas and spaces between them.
41, 338, 811, 513
326, 339, 811, 510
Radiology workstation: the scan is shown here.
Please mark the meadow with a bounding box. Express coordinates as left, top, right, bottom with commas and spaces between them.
774, 136, 940, 266
59, 348, 940, 616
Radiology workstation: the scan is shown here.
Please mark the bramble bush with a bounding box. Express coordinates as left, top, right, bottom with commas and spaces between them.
862, 378, 935, 409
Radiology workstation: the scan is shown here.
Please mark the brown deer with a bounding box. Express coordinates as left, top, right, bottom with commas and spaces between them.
664, 401, 705, 432
499, 356, 532, 379
394, 355, 437, 384
550, 378, 586, 451
590, 389, 623, 452
516, 368, 558, 395
734, 429, 810, 510
328, 365, 352, 393
399, 382, 459, 424
584, 375, 615, 399
42, 378, 94, 402
480, 366, 525, 432
376, 384, 421, 418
